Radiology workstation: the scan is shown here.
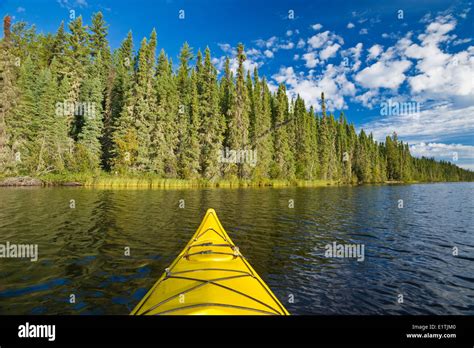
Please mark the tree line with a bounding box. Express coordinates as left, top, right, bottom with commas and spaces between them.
1, 13, 472, 183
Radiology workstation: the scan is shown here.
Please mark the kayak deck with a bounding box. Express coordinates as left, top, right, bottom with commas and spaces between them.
131, 208, 289, 315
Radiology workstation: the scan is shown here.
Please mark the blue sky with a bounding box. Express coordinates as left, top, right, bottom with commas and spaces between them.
2, 0, 474, 169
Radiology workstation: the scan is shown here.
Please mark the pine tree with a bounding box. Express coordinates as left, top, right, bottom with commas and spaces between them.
251, 72, 273, 179
272, 83, 294, 179
220, 57, 235, 156
199, 47, 223, 180
226, 43, 250, 179
294, 96, 311, 179
308, 106, 319, 179
0, 16, 18, 174
318, 93, 330, 180
66, 16, 90, 104
179, 69, 201, 179
131, 37, 153, 171
152, 49, 179, 177
176, 42, 193, 178
76, 63, 104, 171
385, 132, 401, 180
111, 32, 137, 173
10, 56, 38, 172
34, 65, 71, 173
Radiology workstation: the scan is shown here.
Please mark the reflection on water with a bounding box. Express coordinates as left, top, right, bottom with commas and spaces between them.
0, 183, 473, 314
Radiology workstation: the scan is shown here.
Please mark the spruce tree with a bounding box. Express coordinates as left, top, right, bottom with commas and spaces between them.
176, 42, 193, 178
226, 43, 250, 179
272, 83, 294, 179
152, 49, 179, 177
251, 73, 273, 179
199, 47, 224, 180
0, 16, 17, 174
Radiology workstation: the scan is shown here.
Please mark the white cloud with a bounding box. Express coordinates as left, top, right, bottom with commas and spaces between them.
347, 22, 355, 29
410, 142, 474, 158
341, 42, 363, 71
302, 52, 319, 68
312, 23, 323, 31
453, 38, 472, 45
409, 142, 474, 170
320, 43, 341, 60
355, 60, 412, 89
16, 7, 26, 12
212, 50, 263, 75
356, 90, 379, 108
359, 28, 368, 35
361, 104, 474, 144
272, 64, 355, 111
278, 41, 295, 50
264, 50, 274, 58
218, 43, 232, 53
246, 48, 261, 56
255, 36, 278, 49
307, 30, 344, 49
402, 15, 474, 102
367, 44, 383, 60
296, 38, 305, 49
286, 30, 293, 36
293, 54, 299, 60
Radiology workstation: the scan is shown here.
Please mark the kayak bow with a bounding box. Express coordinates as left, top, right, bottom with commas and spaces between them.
131, 208, 289, 315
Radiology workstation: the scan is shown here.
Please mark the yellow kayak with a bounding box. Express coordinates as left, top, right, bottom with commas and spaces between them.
131, 208, 289, 315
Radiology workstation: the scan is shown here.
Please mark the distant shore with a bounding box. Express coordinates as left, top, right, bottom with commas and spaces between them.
0, 174, 470, 188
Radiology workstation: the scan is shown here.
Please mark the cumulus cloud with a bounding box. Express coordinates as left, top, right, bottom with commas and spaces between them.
361, 104, 474, 144
212, 49, 263, 75
355, 60, 412, 89
255, 36, 278, 49
402, 15, 474, 103
320, 43, 341, 60
453, 38, 472, 45
312, 23, 323, 30
359, 28, 368, 35
278, 41, 295, 50
307, 30, 344, 49
367, 44, 383, 60
272, 65, 355, 111
341, 42, 363, 71
218, 43, 232, 53
409, 142, 474, 170
302, 52, 319, 68
264, 49, 274, 58
347, 22, 355, 29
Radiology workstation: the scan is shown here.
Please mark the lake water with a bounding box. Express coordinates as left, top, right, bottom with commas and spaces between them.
0, 183, 473, 315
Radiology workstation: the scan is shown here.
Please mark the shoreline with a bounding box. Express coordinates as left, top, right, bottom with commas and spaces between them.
0, 175, 470, 189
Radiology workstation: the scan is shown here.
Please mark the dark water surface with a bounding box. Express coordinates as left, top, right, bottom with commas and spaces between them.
0, 183, 473, 315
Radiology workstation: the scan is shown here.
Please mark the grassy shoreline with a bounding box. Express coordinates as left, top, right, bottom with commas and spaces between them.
0, 173, 470, 188
1, 173, 341, 188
